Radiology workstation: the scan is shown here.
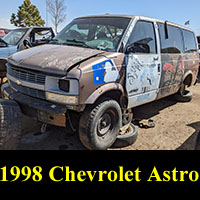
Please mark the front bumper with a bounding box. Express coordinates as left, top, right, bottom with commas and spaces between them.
1, 83, 67, 127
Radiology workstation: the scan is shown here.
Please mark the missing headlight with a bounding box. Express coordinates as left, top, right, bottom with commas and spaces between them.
59, 79, 70, 92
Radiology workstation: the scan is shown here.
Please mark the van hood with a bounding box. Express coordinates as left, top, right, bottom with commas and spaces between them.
8, 44, 105, 75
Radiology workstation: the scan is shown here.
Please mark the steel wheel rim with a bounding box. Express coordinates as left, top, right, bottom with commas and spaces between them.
97, 111, 114, 137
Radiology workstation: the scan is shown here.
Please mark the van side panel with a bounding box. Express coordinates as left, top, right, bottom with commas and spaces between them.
156, 23, 199, 100
182, 52, 199, 85
157, 52, 199, 100
157, 54, 185, 99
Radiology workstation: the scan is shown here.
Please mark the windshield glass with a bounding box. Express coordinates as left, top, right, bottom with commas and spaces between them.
50, 17, 131, 52
3, 29, 28, 45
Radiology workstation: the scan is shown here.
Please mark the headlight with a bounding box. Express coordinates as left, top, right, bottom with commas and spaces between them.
46, 76, 79, 95
46, 92, 78, 105
45, 76, 79, 105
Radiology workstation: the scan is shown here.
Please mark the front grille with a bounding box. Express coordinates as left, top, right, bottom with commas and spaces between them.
10, 80, 46, 100
7, 64, 46, 85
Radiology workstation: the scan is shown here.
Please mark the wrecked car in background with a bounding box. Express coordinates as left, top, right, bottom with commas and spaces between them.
0, 27, 55, 87
0, 27, 55, 59
1, 15, 199, 150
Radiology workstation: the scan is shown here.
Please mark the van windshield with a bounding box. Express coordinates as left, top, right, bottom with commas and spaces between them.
3, 28, 28, 45
50, 17, 131, 52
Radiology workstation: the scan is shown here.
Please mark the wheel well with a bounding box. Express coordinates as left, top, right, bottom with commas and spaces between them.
94, 90, 127, 108
183, 74, 193, 87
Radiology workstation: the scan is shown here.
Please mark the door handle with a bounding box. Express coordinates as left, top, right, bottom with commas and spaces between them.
158, 64, 161, 72
153, 56, 159, 61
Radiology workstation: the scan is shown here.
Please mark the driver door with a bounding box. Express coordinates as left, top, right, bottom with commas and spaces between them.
125, 19, 161, 108
0, 39, 10, 58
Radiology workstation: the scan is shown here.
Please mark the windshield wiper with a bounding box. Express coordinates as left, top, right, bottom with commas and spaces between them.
65, 39, 95, 49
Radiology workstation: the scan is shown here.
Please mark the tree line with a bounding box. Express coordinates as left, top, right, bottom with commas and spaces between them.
10, 0, 66, 34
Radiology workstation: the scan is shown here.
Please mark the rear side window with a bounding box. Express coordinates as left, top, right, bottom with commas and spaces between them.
127, 21, 157, 54
158, 23, 184, 54
34, 30, 53, 41
182, 30, 197, 53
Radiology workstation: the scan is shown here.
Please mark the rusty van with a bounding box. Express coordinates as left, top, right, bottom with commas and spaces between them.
1, 15, 199, 150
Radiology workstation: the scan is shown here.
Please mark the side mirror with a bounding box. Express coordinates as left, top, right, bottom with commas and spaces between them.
125, 43, 135, 54
23, 39, 32, 49
126, 42, 150, 54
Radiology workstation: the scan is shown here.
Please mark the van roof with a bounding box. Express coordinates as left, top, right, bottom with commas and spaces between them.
76, 14, 194, 33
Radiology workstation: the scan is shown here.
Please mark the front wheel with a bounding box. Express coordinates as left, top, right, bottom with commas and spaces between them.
79, 99, 122, 150
0, 99, 22, 150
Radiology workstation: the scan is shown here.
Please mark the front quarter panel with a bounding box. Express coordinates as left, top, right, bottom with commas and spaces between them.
78, 53, 126, 105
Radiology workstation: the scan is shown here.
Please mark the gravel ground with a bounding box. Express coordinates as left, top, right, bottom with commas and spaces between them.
18, 82, 200, 150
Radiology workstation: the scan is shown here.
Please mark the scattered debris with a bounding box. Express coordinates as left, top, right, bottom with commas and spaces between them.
134, 119, 155, 129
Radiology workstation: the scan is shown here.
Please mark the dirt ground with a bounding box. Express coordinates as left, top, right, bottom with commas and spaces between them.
18, 81, 200, 150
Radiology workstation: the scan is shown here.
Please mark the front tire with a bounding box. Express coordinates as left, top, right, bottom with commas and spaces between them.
0, 99, 22, 150
79, 99, 122, 150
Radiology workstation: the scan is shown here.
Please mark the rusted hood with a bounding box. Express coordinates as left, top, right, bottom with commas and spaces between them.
8, 44, 104, 75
